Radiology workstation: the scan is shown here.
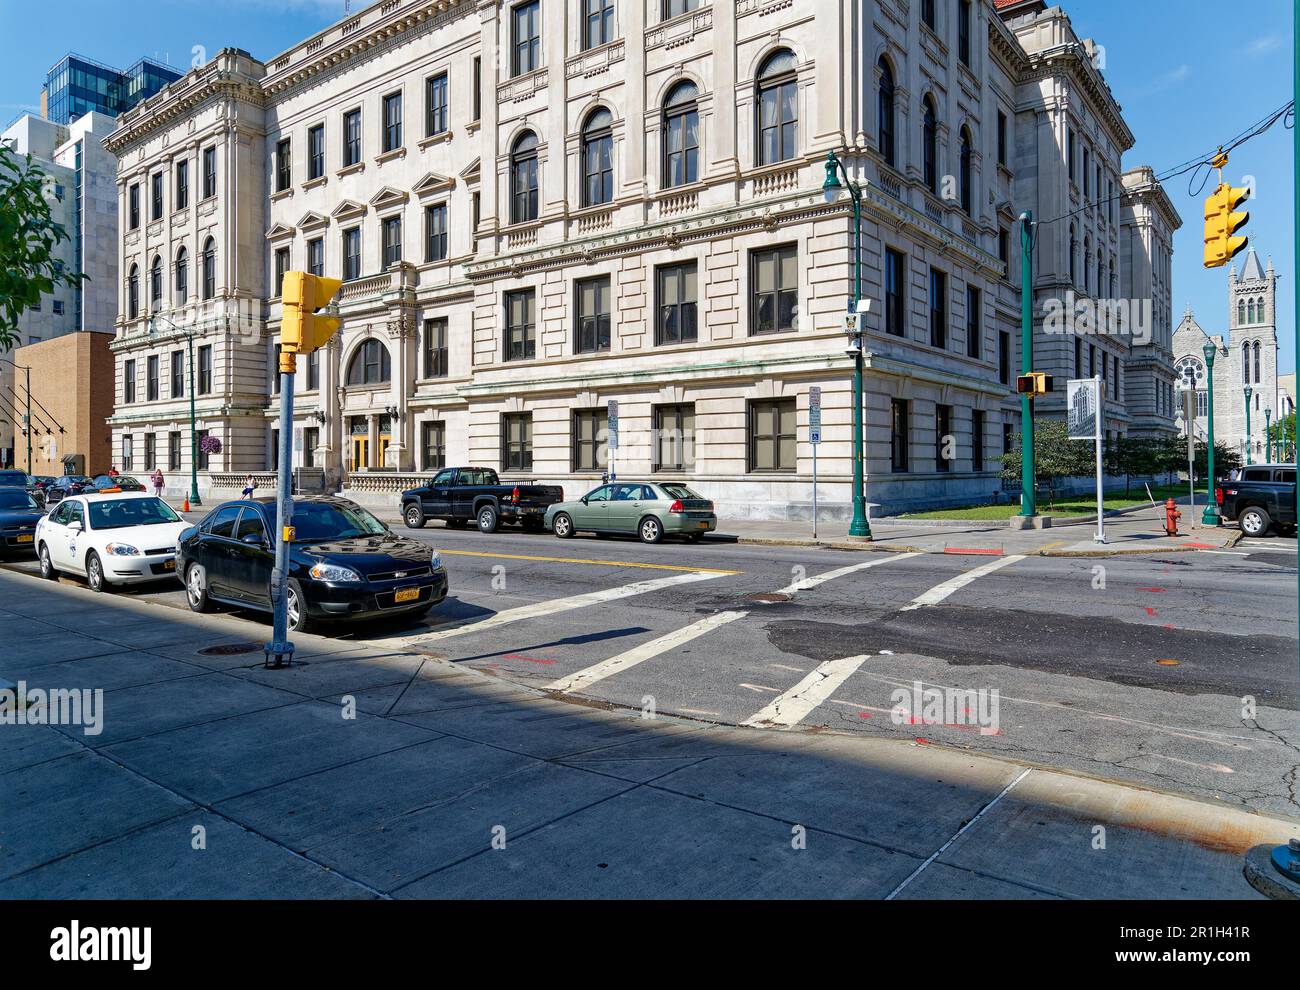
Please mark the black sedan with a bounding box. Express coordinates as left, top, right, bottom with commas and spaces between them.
45, 475, 92, 504
177, 496, 449, 633
86, 474, 147, 494
0, 488, 44, 555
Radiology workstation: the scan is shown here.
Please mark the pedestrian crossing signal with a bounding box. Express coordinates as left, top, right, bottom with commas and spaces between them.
1017, 372, 1053, 397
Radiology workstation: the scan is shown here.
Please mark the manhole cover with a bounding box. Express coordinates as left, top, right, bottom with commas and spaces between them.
198, 643, 263, 657
749, 592, 793, 603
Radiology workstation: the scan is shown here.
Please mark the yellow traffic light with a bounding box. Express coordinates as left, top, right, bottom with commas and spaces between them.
1203, 182, 1249, 269
280, 271, 343, 373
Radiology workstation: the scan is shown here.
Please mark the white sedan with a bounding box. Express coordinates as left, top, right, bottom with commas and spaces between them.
36, 492, 192, 592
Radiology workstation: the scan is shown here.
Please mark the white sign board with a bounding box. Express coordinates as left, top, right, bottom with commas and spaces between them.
809, 386, 822, 444
607, 400, 619, 450
1067, 378, 1101, 441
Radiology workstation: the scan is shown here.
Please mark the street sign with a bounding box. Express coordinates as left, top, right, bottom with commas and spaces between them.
1066, 378, 1100, 441
607, 400, 619, 450
809, 386, 822, 444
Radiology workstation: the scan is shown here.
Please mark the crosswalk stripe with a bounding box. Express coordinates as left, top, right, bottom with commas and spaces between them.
741, 654, 873, 729
900, 554, 1027, 611
546, 610, 747, 694
400, 571, 724, 645
774, 552, 921, 597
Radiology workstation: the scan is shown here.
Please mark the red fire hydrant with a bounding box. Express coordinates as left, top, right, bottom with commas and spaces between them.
1164, 498, 1181, 537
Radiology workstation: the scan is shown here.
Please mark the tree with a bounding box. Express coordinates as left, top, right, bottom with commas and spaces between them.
0, 143, 86, 352
1105, 437, 1162, 495
999, 419, 1094, 507
1267, 412, 1295, 461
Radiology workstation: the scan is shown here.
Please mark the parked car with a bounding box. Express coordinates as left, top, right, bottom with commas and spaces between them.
0, 488, 46, 556
84, 474, 147, 494
178, 495, 448, 633
1217, 463, 1297, 537
44, 475, 92, 505
27, 475, 56, 506
401, 467, 565, 534
36, 492, 191, 591
0, 469, 29, 491
546, 481, 717, 544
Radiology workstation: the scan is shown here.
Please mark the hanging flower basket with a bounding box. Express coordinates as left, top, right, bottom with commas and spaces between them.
199, 435, 223, 455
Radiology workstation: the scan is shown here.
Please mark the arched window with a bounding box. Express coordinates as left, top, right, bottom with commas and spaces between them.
1068, 225, 1077, 284
1238, 298, 1246, 325
149, 255, 163, 307
346, 339, 392, 386
201, 238, 216, 300
959, 127, 973, 215
510, 131, 539, 224
1243, 342, 1251, 384
922, 96, 938, 194
127, 264, 139, 320
878, 58, 896, 167
1254, 340, 1261, 384
1258, 297, 1266, 322
175, 247, 188, 303
663, 81, 699, 188
581, 108, 614, 208
756, 49, 797, 166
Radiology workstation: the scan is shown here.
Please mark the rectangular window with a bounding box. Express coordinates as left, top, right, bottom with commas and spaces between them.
929, 268, 947, 348
170, 350, 184, 398
426, 74, 448, 137
382, 216, 402, 268
175, 159, 189, 210
654, 404, 695, 472
972, 409, 985, 472
998, 228, 1010, 276
143, 434, 155, 473
146, 355, 159, 402
122, 435, 134, 473
920, 0, 936, 30
749, 398, 797, 473
1082, 147, 1090, 196
471, 191, 481, 251
885, 248, 906, 337
168, 431, 181, 471
1067, 129, 1076, 183
303, 427, 319, 468
423, 317, 448, 379
891, 399, 909, 472
656, 262, 697, 345
307, 238, 324, 277
197, 430, 211, 470
275, 138, 291, 192
151, 172, 163, 221
344, 109, 362, 166
274, 248, 290, 294
128, 183, 140, 229
751, 244, 798, 336
584, 0, 615, 50
935, 404, 952, 472
501, 413, 533, 472
124, 359, 136, 403
472, 57, 482, 122
306, 349, 320, 391
1003, 422, 1014, 456
343, 227, 361, 281
425, 203, 448, 262
997, 111, 1007, 166
308, 124, 325, 180
198, 345, 212, 395
663, 0, 699, 16
999, 331, 1011, 385
504, 289, 536, 361
203, 147, 217, 199
422, 421, 447, 471
575, 276, 611, 354
965, 285, 981, 359
383, 92, 403, 153
958, 0, 972, 65
571, 409, 608, 472
512, 1, 541, 77
1076, 337, 1083, 377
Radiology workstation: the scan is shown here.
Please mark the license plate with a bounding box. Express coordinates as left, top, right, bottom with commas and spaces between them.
698, 522, 709, 530
163, 559, 176, 570
394, 587, 420, 604
16, 534, 33, 543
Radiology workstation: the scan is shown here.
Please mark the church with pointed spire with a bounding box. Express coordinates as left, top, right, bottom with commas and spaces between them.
1172, 249, 1289, 462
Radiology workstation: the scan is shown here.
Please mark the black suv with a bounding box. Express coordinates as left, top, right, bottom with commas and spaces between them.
1217, 464, 1296, 537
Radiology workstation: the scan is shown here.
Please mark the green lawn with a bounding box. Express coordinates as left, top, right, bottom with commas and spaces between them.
899, 484, 1197, 521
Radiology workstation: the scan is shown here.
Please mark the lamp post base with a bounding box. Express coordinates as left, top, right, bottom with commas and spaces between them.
1200, 506, 1221, 527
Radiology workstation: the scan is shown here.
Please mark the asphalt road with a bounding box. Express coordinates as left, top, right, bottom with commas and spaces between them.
4, 523, 1297, 818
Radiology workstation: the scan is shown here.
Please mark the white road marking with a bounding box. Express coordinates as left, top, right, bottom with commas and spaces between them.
741, 654, 874, 729
739, 683, 781, 694
773, 552, 922, 598
398, 571, 724, 645
546, 610, 747, 694
900, 554, 1028, 611
1196, 550, 1250, 556
1243, 542, 1297, 551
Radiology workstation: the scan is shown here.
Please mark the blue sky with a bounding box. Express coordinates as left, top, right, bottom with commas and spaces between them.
0, 0, 1294, 372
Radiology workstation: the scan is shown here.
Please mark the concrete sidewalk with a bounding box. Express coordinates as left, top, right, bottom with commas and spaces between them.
0, 567, 1292, 899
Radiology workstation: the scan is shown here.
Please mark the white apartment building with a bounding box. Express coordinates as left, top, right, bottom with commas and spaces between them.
105, 0, 1176, 518
1, 111, 119, 469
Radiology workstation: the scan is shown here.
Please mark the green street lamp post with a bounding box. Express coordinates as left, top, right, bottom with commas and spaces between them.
1019, 211, 1036, 519
148, 314, 202, 507
1244, 385, 1253, 465
822, 151, 871, 540
1201, 341, 1220, 526
1264, 406, 1272, 463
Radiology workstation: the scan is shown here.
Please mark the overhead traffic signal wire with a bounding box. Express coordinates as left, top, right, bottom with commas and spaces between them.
13, 380, 67, 435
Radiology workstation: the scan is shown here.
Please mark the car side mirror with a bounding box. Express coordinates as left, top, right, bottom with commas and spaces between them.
580, 497, 589, 505
242, 532, 267, 547
68, 521, 83, 532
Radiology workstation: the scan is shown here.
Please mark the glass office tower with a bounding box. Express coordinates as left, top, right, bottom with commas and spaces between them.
43, 54, 182, 126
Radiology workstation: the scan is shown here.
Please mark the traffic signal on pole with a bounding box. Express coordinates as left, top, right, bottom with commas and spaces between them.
280, 271, 343, 372
1203, 181, 1249, 269
1016, 372, 1053, 397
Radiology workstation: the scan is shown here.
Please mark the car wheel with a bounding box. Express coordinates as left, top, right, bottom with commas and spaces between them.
639, 516, 664, 545
38, 543, 58, 580
286, 579, 315, 634
552, 512, 575, 539
477, 505, 499, 534
1240, 507, 1271, 538
404, 504, 426, 529
185, 562, 212, 613
86, 551, 111, 593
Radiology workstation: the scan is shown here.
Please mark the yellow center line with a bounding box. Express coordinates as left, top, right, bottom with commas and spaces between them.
436, 548, 741, 576
1038, 539, 1067, 553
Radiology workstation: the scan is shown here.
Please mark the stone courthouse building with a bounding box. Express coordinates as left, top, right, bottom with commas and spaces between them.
105, 0, 1176, 518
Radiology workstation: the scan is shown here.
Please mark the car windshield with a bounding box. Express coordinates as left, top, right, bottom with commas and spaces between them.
659, 484, 704, 501
87, 497, 182, 531
290, 502, 389, 542
0, 490, 38, 510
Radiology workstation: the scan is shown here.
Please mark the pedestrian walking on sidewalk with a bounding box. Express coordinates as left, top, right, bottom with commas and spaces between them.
151, 468, 164, 497
241, 474, 257, 499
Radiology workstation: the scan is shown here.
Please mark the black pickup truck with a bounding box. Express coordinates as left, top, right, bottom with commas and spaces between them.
1216, 464, 1297, 537
401, 467, 565, 534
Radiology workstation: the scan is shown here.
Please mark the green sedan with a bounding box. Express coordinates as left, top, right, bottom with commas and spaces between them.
545, 481, 717, 544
